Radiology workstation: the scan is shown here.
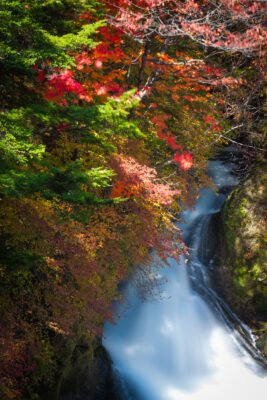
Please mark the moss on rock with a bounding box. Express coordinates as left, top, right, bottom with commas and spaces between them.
221, 162, 267, 354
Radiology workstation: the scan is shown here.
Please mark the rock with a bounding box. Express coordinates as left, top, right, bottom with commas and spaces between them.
198, 211, 228, 298
256, 324, 267, 358
59, 341, 117, 400
218, 161, 267, 356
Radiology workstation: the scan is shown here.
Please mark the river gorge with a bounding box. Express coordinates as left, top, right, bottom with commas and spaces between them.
103, 159, 267, 400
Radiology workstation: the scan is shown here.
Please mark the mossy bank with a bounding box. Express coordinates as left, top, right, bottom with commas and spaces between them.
221, 162, 267, 356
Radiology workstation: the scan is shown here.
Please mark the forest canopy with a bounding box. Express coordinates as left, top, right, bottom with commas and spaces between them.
0, 1, 266, 398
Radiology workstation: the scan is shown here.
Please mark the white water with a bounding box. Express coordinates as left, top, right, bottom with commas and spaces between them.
103, 160, 267, 400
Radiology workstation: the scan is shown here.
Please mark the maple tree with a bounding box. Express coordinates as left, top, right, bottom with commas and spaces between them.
107, 0, 266, 54
101, 0, 266, 186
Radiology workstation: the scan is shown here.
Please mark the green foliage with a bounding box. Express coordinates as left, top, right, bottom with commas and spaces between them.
0, 0, 104, 111
5, 161, 114, 206
48, 21, 104, 52
26, 91, 144, 141
87, 167, 115, 188
0, 0, 102, 69
0, 111, 45, 164
0, 110, 45, 195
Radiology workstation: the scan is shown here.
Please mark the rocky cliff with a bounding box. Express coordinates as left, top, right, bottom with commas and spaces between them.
220, 162, 267, 356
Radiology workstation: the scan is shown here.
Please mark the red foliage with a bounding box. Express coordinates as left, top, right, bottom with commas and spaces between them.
151, 115, 193, 168
111, 154, 181, 203
42, 69, 88, 104
174, 152, 193, 170
33, 24, 129, 104
0, 329, 35, 400
106, 0, 267, 55
95, 59, 103, 69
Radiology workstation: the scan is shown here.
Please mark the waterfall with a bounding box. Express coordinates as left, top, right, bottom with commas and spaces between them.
103, 160, 267, 400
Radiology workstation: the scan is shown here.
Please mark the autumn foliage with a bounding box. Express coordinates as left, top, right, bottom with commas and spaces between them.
0, 0, 266, 398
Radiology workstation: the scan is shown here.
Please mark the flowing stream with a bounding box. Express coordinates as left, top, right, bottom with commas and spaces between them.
103, 160, 267, 400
